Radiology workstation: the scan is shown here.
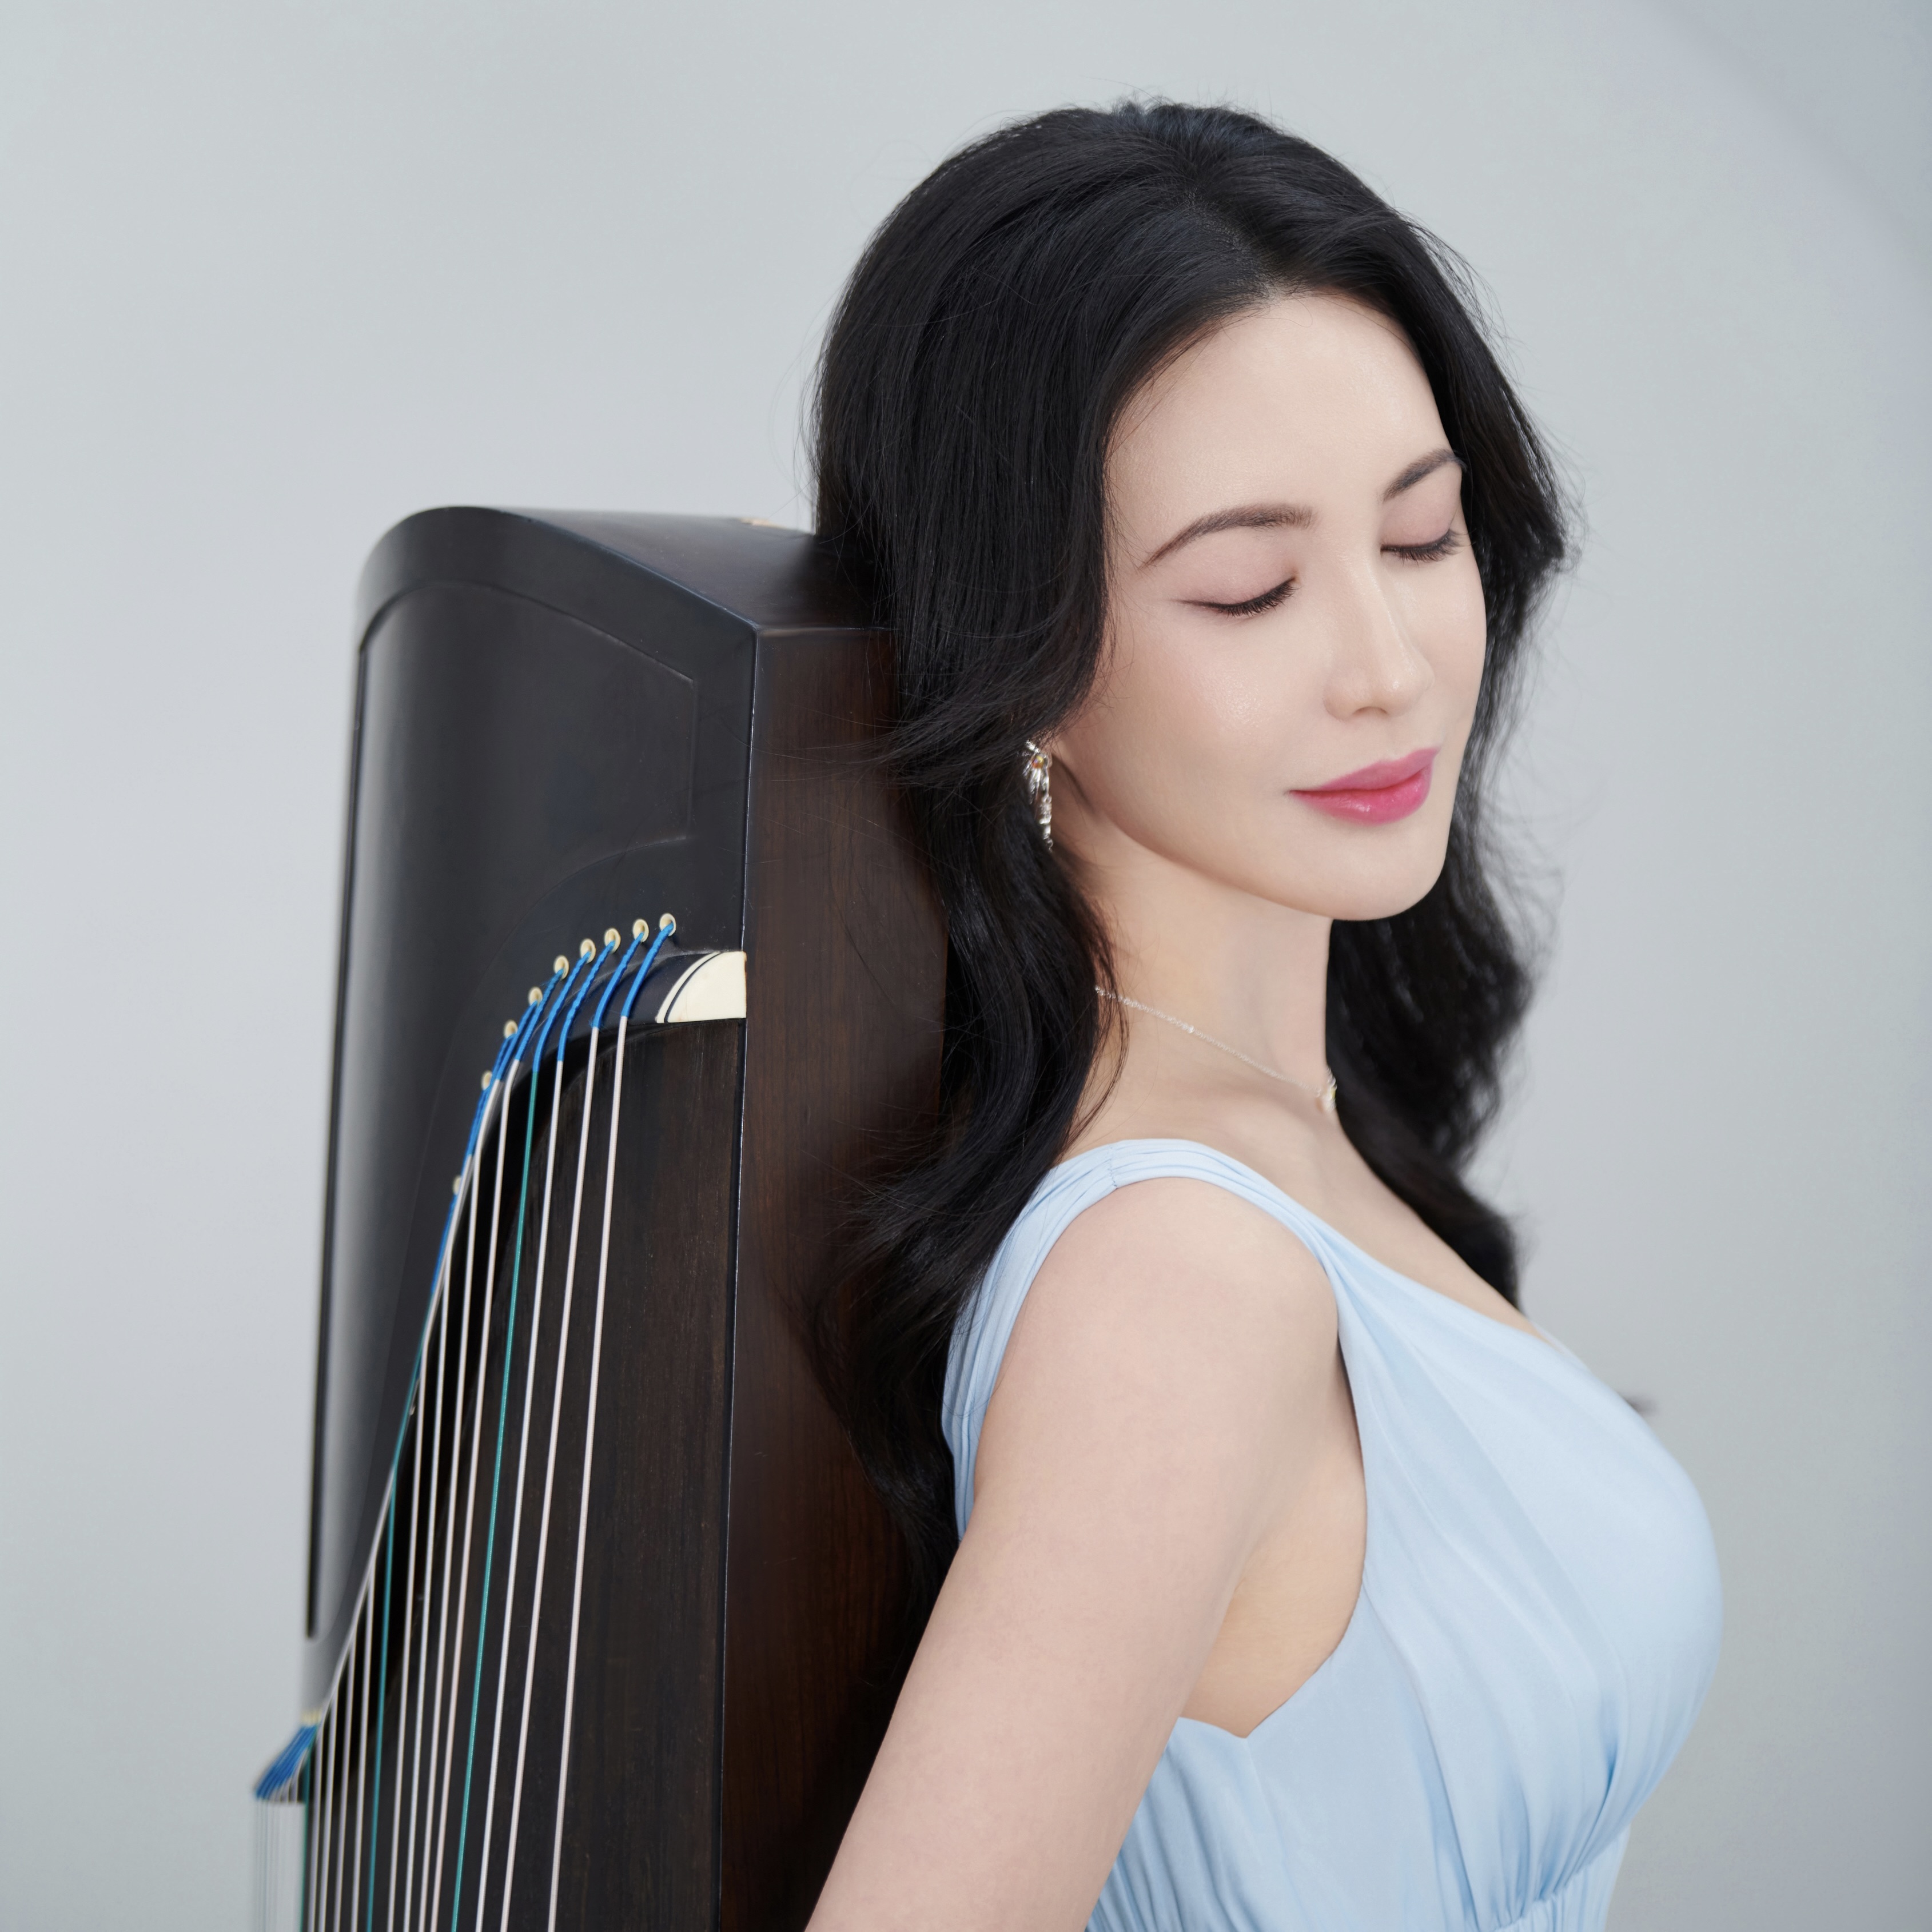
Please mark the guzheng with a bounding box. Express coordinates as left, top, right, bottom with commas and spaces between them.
253, 510, 943, 1932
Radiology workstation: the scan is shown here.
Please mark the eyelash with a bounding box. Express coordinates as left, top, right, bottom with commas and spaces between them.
1196, 529, 1461, 618
1201, 578, 1295, 617
1385, 528, 1461, 563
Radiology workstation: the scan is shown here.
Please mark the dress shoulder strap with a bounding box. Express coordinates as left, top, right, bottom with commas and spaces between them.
941, 1138, 1337, 1536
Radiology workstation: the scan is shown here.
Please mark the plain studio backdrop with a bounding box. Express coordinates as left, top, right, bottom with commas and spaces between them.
2, 1, 1926, 1925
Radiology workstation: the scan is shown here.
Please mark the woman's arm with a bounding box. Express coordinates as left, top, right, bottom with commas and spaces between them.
806, 1177, 1341, 1932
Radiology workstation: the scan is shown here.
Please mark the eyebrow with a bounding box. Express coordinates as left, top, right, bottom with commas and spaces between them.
1140, 501, 1313, 568
1383, 448, 1463, 501
1138, 448, 1465, 568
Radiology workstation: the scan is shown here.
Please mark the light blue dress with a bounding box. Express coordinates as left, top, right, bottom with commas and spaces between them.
945, 1141, 1722, 1932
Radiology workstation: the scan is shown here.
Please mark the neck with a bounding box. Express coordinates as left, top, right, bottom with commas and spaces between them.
1083, 842, 1335, 1092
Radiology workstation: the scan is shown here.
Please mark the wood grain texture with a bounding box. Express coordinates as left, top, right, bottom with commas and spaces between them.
723, 628, 947, 1931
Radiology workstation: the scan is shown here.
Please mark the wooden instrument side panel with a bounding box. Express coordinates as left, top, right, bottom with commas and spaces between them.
726, 628, 946, 1930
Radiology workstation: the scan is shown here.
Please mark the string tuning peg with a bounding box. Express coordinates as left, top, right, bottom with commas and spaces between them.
632, 918, 647, 939
527, 987, 543, 1006
553, 955, 569, 975
503, 1020, 518, 1040
603, 927, 620, 947
579, 938, 596, 960
658, 913, 676, 933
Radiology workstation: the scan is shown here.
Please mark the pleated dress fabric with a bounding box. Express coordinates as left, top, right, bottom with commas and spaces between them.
944, 1141, 1722, 1932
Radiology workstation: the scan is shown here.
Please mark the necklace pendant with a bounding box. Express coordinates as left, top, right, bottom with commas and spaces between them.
1318, 1078, 1339, 1114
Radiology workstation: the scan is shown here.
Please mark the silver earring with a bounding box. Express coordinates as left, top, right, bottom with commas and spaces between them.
1024, 740, 1053, 849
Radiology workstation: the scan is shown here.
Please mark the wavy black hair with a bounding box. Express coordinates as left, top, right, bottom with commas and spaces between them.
811, 101, 1569, 1610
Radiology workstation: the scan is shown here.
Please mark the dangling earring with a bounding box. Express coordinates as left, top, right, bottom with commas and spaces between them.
1024, 740, 1053, 849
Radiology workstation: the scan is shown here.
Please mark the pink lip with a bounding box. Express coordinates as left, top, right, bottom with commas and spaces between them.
1291, 748, 1438, 824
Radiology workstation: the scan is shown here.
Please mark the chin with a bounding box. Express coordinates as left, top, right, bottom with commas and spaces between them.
1244, 817, 1452, 922
1267, 850, 1451, 923
1317, 876, 1444, 922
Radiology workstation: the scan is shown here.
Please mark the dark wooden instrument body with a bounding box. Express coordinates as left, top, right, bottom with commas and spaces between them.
304, 509, 941, 1928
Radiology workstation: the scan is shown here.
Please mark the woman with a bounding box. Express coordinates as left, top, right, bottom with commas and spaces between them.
807, 101, 1720, 1932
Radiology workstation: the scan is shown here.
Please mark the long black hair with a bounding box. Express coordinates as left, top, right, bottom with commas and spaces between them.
812, 101, 1569, 1609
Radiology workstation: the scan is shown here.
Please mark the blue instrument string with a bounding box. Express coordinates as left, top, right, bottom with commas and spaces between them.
445, 937, 606, 1920
364, 970, 559, 1932
253, 1723, 320, 1802
619, 916, 678, 1024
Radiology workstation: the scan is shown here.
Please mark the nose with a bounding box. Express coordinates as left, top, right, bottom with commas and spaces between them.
1322, 560, 1433, 720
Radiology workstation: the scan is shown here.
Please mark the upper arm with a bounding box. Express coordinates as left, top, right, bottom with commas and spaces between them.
808, 1178, 1337, 1932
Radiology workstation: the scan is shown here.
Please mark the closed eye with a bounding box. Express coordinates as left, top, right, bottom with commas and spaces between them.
1384, 528, 1461, 563
1195, 576, 1296, 618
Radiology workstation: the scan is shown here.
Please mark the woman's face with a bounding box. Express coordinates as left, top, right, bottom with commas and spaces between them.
1049, 292, 1486, 925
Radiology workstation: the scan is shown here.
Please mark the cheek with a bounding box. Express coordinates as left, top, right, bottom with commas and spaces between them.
1417, 557, 1489, 723
1066, 608, 1321, 830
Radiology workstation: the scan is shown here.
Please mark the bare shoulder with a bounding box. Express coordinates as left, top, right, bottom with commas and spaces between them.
980, 1174, 1339, 1493
1025, 1171, 1335, 1354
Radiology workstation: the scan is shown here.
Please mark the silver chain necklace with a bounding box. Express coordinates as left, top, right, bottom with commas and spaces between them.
1096, 986, 1339, 1113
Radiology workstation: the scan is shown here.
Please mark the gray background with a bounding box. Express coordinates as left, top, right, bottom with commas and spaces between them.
1, 1, 1925, 1925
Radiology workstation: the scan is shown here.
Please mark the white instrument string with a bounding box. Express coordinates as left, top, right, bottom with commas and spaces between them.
329, 1469, 391, 1931
402, 1245, 454, 1922
497, 947, 611, 1931
305, 1720, 324, 1930
429, 1060, 520, 1926
352, 1580, 374, 1930
318, 1692, 340, 1930
387, 1368, 426, 1929
415, 1089, 494, 1932
318, 1715, 338, 1932
544, 1012, 631, 1929
337, 1698, 349, 1929
336, 1640, 357, 1925
474, 991, 577, 1932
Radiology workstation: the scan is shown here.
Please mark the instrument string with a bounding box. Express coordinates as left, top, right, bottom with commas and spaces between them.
544, 919, 674, 1927
468, 951, 588, 1932
442, 944, 634, 1924
408, 1039, 531, 1930
305, 1727, 322, 1929
307, 1750, 318, 1926
368, 1486, 396, 1932
324, 1380, 413, 1932
429, 1002, 539, 1929
497, 934, 619, 1929
416, 1073, 496, 1932
351, 1580, 374, 1931
400, 1051, 510, 1924
336, 1641, 356, 1925
403, 1253, 453, 1923
310, 1705, 326, 1930
388, 1367, 426, 1929
319, 1689, 340, 1931
371, 1048, 504, 1932
438, 981, 564, 1928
